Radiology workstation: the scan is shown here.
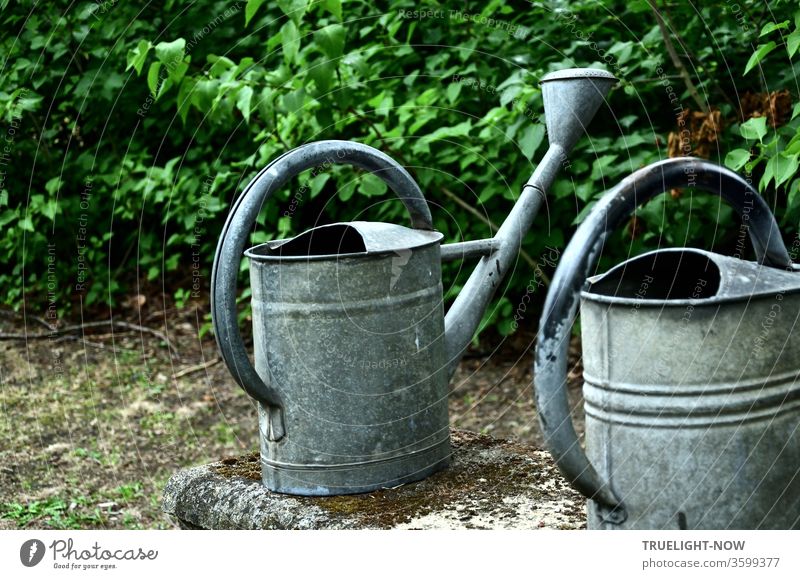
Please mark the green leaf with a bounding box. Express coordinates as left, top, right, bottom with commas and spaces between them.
245, 0, 267, 26
42, 199, 58, 221
724, 149, 751, 171
776, 154, 800, 188
446, 81, 461, 104
761, 154, 779, 191
739, 116, 768, 142
177, 77, 195, 124
45, 177, 62, 195
0, 209, 14, 227
281, 20, 300, 64
519, 124, 545, 161
366, 91, 386, 108
788, 178, 800, 213
786, 132, 800, 156
234, 57, 256, 78
573, 201, 596, 225
314, 24, 346, 60
154, 38, 186, 66
308, 60, 335, 93
323, 0, 342, 20
787, 28, 800, 58
236, 86, 253, 123
338, 180, 356, 202
156, 75, 173, 101
499, 84, 522, 107
167, 60, 189, 85
19, 216, 34, 232
193, 79, 219, 113
359, 174, 388, 198
590, 154, 619, 181
744, 155, 763, 174
372, 94, 393, 116
759, 21, 789, 36
147, 62, 162, 96
309, 173, 330, 198
281, 88, 306, 113
126, 40, 151, 75
745, 41, 777, 74
428, 121, 471, 141
278, 0, 309, 26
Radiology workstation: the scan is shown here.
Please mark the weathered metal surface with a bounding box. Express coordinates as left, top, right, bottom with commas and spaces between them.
540, 68, 617, 154
246, 221, 449, 495
211, 140, 436, 434
582, 253, 800, 529
443, 68, 617, 377
162, 430, 586, 530
439, 238, 500, 262
534, 157, 800, 529
211, 141, 450, 495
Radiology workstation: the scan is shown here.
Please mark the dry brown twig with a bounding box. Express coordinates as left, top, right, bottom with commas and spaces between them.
172, 356, 221, 379
0, 317, 179, 357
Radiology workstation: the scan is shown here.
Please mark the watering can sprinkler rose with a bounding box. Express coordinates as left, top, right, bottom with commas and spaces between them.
210, 68, 617, 495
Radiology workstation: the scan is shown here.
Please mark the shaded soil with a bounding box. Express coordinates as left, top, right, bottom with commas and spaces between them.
0, 309, 585, 530
450, 331, 585, 447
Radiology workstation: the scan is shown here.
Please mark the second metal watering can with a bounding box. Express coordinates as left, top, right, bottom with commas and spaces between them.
535, 157, 800, 529
211, 68, 617, 495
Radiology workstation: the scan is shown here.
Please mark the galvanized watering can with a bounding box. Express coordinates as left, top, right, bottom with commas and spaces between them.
211, 68, 617, 496
535, 157, 800, 529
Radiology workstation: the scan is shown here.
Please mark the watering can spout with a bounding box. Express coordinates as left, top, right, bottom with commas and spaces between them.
443, 68, 617, 375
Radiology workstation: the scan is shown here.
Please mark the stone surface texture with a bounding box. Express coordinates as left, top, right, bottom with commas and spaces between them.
162, 429, 586, 530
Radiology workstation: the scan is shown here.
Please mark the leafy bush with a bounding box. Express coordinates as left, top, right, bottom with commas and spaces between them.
2, 0, 799, 337
725, 14, 800, 228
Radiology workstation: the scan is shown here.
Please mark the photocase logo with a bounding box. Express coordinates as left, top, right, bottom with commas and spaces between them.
390, 248, 412, 289
20, 539, 46, 567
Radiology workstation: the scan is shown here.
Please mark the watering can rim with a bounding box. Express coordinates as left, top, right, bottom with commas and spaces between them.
581, 246, 800, 308
244, 220, 444, 263
540, 67, 617, 83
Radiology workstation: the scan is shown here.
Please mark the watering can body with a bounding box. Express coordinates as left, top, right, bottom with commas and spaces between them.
581, 248, 800, 529
246, 222, 449, 494
535, 158, 800, 529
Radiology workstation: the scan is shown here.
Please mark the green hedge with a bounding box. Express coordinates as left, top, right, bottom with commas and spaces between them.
2, 0, 799, 337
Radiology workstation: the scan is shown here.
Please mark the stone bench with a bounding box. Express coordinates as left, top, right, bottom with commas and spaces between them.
162, 430, 585, 530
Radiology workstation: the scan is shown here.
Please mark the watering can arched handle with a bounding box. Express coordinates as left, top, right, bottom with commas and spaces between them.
534, 157, 793, 525
211, 140, 434, 440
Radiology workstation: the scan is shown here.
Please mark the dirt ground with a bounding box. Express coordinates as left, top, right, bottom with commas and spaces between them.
0, 308, 585, 530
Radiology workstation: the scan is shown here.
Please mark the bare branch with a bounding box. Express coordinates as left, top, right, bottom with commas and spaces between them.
648, 0, 708, 113
0, 319, 179, 356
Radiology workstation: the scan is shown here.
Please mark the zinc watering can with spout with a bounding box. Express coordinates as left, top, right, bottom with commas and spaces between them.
211, 68, 617, 495
535, 158, 800, 529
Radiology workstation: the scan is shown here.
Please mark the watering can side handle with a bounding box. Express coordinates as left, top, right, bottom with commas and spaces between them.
211, 141, 435, 441
534, 157, 791, 525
